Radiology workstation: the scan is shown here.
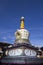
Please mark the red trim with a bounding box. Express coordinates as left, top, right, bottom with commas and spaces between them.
21, 28, 24, 29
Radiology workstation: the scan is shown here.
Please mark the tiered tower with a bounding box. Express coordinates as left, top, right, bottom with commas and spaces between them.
15, 16, 30, 44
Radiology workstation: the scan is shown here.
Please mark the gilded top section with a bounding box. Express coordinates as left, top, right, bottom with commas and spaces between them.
20, 16, 24, 29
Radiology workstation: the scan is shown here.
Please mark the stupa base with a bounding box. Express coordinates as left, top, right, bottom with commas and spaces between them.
1, 56, 43, 64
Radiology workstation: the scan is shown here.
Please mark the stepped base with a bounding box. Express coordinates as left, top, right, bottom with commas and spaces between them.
1, 56, 43, 64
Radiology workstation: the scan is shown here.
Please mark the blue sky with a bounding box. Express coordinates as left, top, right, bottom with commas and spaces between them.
0, 0, 43, 47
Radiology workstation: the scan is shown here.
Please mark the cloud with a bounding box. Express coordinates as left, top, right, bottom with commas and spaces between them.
0, 32, 9, 35
11, 39, 14, 42
30, 34, 43, 38
30, 39, 43, 47
0, 32, 5, 34
2, 37, 7, 40
29, 27, 43, 30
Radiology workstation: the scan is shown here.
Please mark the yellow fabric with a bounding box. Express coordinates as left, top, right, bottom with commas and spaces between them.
20, 21, 24, 29
39, 56, 43, 58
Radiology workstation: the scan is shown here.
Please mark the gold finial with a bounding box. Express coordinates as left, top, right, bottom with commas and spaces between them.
20, 16, 24, 29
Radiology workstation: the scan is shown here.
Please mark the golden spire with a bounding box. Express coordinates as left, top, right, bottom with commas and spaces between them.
20, 16, 24, 29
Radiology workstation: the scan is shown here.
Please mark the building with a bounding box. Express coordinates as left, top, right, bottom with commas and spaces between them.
0, 17, 43, 65
0, 42, 12, 58
39, 47, 43, 58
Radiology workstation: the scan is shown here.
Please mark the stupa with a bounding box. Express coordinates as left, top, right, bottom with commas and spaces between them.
1, 17, 43, 64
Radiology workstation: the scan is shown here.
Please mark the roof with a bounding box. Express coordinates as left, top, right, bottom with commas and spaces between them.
6, 43, 38, 50
0, 42, 12, 48
40, 47, 43, 51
